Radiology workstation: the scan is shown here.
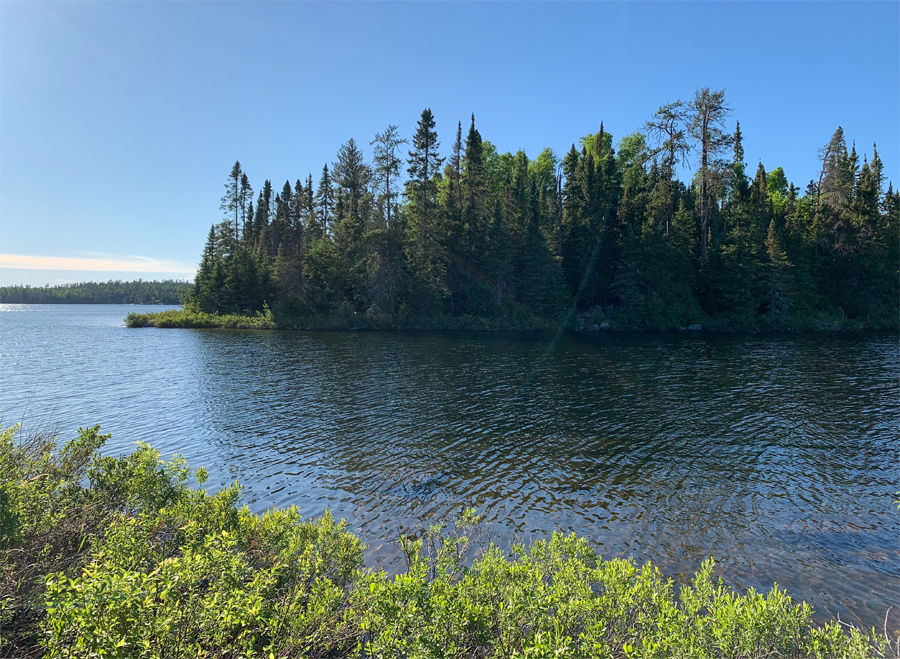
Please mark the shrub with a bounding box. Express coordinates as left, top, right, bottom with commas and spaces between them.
125, 306, 276, 330
0, 424, 892, 658
0, 426, 197, 657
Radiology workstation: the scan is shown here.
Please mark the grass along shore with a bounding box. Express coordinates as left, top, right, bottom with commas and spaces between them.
124, 305, 561, 331
1, 423, 895, 658
124, 304, 891, 333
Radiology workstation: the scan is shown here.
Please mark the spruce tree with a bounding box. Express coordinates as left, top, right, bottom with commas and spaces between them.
239, 172, 253, 239
764, 219, 792, 322
560, 144, 584, 297
450, 121, 463, 206
484, 200, 513, 309
316, 165, 334, 233
405, 108, 446, 305
333, 138, 370, 219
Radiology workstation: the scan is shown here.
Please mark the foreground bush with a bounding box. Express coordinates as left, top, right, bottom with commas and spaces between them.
0, 425, 893, 658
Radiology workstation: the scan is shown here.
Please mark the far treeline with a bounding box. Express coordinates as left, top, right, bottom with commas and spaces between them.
178, 88, 898, 331
0, 280, 191, 305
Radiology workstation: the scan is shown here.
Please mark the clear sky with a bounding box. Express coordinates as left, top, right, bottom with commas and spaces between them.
1, 1, 897, 286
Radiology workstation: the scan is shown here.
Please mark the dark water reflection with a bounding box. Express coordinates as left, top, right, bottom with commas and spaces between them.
1, 305, 897, 630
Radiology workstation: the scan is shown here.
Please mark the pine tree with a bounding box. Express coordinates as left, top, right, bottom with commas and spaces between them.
316, 165, 334, 233
252, 181, 273, 248
560, 144, 585, 297
333, 138, 370, 219
484, 201, 513, 309
646, 101, 689, 177
304, 173, 321, 240
509, 150, 529, 242
292, 179, 306, 232
191, 225, 220, 312
220, 161, 243, 238
405, 108, 446, 305
239, 172, 253, 240
450, 121, 463, 206
688, 88, 732, 265
729, 122, 749, 206
764, 219, 792, 322
177, 99, 896, 331
815, 127, 849, 223
517, 178, 564, 319
370, 125, 407, 228
461, 115, 489, 304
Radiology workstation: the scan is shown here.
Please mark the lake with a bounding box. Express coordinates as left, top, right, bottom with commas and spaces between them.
1, 304, 897, 630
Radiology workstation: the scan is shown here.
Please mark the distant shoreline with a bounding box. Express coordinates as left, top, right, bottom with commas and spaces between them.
0, 280, 190, 305
0, 301, 178, 305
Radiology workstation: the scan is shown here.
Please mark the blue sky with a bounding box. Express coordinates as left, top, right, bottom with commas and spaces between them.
1, 1, 897, 286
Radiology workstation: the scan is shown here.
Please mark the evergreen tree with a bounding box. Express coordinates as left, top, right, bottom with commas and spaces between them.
688, 88, 732, 265
559, 144, 584, 297
220, 162, 243, 238
516, 178, 563, 318
484, 201, 513, 309
450, 121, 463, 206
316, 165, 334, 233
333, 138, 370, 219
405, 108, 446, 306
764, 219, 792, 322
191, 225, 221, 313
252, 181, 273, 247
304, 173, 321, 240
239, 172, 253, 239
370, 125, 407, 228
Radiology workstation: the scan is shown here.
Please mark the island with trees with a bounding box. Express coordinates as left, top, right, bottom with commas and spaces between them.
127, 89, 898, 332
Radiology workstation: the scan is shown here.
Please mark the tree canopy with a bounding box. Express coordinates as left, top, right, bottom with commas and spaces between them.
183, 90, 898, 331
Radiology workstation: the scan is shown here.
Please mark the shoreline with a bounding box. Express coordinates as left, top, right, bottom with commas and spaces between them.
124, 308, 897, 334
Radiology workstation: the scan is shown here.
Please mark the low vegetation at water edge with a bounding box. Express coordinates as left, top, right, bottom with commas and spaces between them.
1, 423, 894, 658
125, 306, 277, 330
124, 304, 560, 331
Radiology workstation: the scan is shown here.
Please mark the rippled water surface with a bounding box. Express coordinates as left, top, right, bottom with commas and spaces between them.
1, 304, 897, 628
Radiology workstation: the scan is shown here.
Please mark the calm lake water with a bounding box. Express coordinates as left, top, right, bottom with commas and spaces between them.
1, 304, 897, 629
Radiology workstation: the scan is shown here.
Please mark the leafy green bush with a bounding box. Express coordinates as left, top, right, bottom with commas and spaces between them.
0, 425, 196, 657
354, 522, 883, 659
0, 424, 893, 658
43, 503, 362, 657
125, 305, 276, 330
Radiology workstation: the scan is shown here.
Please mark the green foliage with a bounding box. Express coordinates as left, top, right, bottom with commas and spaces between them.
125, 103, 896, 333
0, 424, 891, 658
0, 425, 204, 656
125, 305, 276, 329
0, 280, 191, 305
43, 506, 362, 658
355, 524, 884, 659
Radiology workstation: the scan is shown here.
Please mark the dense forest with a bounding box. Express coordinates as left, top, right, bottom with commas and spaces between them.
0, 280, 190, 305
184, 88, 898, 331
